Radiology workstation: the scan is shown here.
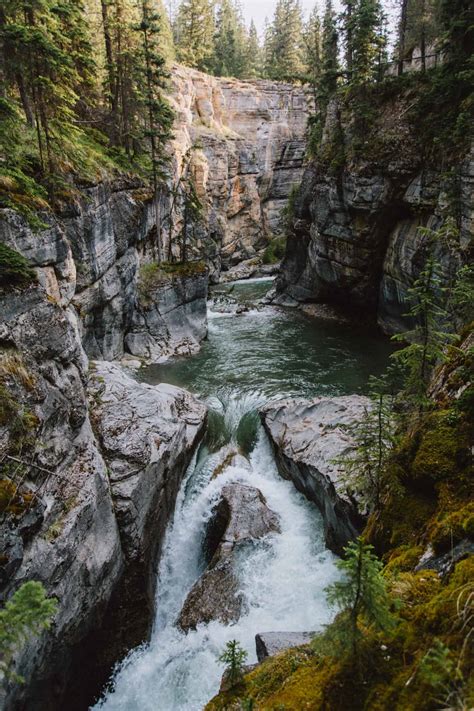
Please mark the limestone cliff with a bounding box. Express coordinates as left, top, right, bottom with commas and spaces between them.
274, 91, 473, 334
167, 65, 313, 274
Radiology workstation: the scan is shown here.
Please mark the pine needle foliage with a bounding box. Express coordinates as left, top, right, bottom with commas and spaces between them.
0, 581, 58, 682
219, 639, 248, 688
323, 538, 398, 663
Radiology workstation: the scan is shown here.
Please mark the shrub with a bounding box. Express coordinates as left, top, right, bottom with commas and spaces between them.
0, 244, 36, 290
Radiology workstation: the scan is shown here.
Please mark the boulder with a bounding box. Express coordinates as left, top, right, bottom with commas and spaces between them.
260, 396, 370, 554
178, 483, 280, 631
255, 632, 315, 662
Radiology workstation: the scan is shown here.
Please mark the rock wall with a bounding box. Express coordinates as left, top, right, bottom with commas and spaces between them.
260, 396, 369, 555
0, 182, 208, 365
0, 284, 206, 710
167, 65, 313, 274
274, 94, 473, 334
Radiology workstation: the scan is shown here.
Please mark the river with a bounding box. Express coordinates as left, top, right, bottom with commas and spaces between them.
95, 279, 394, 711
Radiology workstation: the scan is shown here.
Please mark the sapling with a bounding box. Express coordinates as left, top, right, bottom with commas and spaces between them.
324, 538, 397, 664
219, 639, 248, 688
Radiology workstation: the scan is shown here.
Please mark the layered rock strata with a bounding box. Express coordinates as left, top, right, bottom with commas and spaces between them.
0, 183, 208, 365
274, 98, 473, 334
178, 482, 280, 631
0, 282, 206, 711
260, 396, 369, 554
168, 65, 313, 273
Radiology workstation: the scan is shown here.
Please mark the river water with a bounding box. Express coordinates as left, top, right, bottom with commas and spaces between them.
95, 279, 394, 711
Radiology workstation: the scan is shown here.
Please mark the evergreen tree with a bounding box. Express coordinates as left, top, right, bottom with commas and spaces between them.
391, 249, 454, 414
264, 0, 304, 81
1, 0, 92, 174
212, 0, 247, 78
320, 0, 339, 100
174, 0, 215, 71
0, 581, 58, 681
351, 0, 385, 84
439, 0, 473, 65
338, 371, 398, 511
134, 0, 174, 262
303, 6, 322, 88
325, 538, 397, 662
243, 20, 262, 78
219, 639, 248, 687
341, 0, 356, 79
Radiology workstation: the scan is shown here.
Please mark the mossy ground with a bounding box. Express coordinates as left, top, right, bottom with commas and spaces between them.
207, 332, 473, 711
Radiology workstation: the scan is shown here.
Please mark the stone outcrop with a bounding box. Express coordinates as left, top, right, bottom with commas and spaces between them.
168, 65, 313, 274
0, 182, 208, 364
178, 483, 280, 631
0, 279, 206, 710
126, 266, 208, 361
274, 94, 473, 334
255, 632, 315, 662
260, 396, 369, 554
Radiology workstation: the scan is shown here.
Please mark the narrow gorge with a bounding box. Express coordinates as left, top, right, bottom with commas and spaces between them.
1, 3, 472, 710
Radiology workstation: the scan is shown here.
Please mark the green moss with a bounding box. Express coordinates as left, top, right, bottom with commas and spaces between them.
0, 244, 37, 290
427, 502, 474, 553
411, 411, 470, 483
262, 236, 286, 265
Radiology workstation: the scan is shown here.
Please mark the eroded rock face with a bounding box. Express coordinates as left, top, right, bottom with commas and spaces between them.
0, 183, 208, 364
126, 268, 208, 361
260, 396, 369, 554
168, 65, 313, 273
255, 632, 315, 662
275, 97, 473, 334
0, 283, 207, 710
178, 483, 280, 631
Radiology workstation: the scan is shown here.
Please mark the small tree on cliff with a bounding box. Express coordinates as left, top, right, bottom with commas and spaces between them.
0, 581, 58, 682
391, 250, 454, 415
324, 538, 397, 665
219, 639, 248, 688
338, 370, 398, 512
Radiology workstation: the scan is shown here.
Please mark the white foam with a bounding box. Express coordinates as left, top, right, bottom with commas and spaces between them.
95, 430, 339, 711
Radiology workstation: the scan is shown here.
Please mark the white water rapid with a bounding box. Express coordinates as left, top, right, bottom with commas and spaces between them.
95, 278, 394, 711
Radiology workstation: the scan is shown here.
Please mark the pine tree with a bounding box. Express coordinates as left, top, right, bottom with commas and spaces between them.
212, 0, 247, 78
338, 370, 398, 511
134, 0, 174, 262
320, 0, 339, 100
219, 639, 248, 687
303, 6, 322, 89
243, 20, 262, 78
174, 0, 215, 71
0, 581, 58, 681
263, 0, 304, 81
341, 0, 356, 79
325, 538, 397, 662
391, 250, 454, 414
351, 0, 385, 84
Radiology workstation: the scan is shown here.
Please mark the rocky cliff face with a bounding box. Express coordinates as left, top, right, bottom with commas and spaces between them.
274, 94, 473, 334
260, 396, 369, 555
167, 65, 313, 274
0, 289, 206, 710
0, 182, 208, 365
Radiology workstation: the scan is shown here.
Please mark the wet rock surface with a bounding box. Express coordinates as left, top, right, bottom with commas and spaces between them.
260, 396, 369, 554
274, 100, 473, 334
178, 483, 280, 631
255, 632, 315, 662
0, 278, 207, 710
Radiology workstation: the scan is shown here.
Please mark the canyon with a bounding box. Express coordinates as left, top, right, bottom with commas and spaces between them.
0, 61, 472, 711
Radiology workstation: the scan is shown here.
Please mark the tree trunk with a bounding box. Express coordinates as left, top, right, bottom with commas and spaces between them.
397, 0, 409, 76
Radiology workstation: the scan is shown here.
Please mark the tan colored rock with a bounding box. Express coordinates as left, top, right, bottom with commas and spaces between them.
167, 65, 313, 270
